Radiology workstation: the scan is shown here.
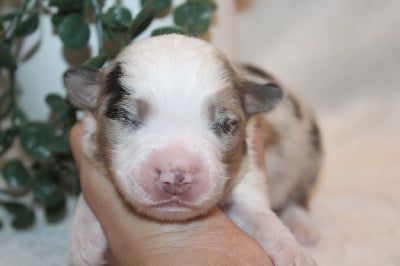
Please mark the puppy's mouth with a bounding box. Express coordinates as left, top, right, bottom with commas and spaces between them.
136, 193, 218, 221
144, 198, 209, 221
149, 197, 196, 209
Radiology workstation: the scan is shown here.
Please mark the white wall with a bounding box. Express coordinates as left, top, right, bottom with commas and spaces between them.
236, 0, 400, 113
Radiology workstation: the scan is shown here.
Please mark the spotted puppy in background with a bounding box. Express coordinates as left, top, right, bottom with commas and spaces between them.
64, 34, 322, 266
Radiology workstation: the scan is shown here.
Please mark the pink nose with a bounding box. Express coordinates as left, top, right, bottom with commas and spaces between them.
147, 144, 206, 198
160, 172, 192, 195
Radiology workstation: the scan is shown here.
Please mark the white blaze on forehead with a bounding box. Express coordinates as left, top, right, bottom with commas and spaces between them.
101, 36, 240, 220
115, 35, 232, 121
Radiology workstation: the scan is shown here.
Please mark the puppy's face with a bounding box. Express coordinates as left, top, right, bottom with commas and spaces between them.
64, 35, 282, 221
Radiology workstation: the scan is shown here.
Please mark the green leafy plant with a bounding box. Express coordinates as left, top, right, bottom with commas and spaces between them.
0, 0, 216, 230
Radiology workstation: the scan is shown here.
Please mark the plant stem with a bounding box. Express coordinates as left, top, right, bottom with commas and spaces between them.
90, 0, 104, 56
1, 0, 31, 120
4, 0, 31, 43
0, 71, 15, 121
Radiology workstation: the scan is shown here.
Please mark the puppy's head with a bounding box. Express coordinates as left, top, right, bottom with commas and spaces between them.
64, 34, 282, 221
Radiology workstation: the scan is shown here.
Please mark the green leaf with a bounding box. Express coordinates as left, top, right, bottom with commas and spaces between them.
20, 100, 72, 156
104, 5, 132, 31
187, 0, 217, 10
141, 0, 172, 16
45, 196, 66, 223
12, 209, 35, 229
20, 122, 53, 158
0, 43, 17, 70
151, 26, 186, 36
174, 1, 213, 36
48, 131, 71, 154
46, 94, 69, 117
58, 160, 80, 195
103, 28, 127, 49
1, 159, 31, 195
11, 108, 27, 129
49, 0, 83, 11
2, 202, 35, 230
15, 13, 39, 37
51, 12, 66, 27
58, 13, 90, 50
34, 177, 64, 208
130, 2, 155, 39
0, 12, 18, 22
0, 128, 15, 155
83, 54, 108, 68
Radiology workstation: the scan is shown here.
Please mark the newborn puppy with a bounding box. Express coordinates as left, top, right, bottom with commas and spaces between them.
65, 34, 321, 266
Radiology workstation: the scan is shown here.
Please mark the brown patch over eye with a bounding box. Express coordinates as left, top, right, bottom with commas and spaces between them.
207, 87, 247, 183
208, 87, 245, 140
209, 86, 242, 117
105, 98, 149, 129
211, 115, 240, 136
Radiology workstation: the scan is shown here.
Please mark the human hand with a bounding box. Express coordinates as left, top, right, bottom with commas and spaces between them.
70, 122, 273, 266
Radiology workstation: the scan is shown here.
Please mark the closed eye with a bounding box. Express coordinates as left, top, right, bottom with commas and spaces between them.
211, 118, 240, 136
106, 106, 140, 126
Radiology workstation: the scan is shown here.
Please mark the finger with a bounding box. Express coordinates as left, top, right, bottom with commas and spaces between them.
69, 122, 130, 232
69, 121, 85, 169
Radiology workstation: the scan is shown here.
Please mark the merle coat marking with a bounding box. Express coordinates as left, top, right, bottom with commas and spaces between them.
64, 34, 322, 266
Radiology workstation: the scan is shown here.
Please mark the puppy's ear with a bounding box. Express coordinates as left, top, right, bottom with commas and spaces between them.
63, 67, 101, 112
240, 81, 283, 115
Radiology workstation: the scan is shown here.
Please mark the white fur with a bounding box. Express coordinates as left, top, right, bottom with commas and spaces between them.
222, 119, 316, 266
69, 35, 318, 266
265, 95, 320, 209
101, 36, 235, 220
69, 196, 106, 266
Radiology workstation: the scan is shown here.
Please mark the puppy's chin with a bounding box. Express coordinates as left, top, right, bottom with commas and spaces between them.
134, 201, 215, 221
